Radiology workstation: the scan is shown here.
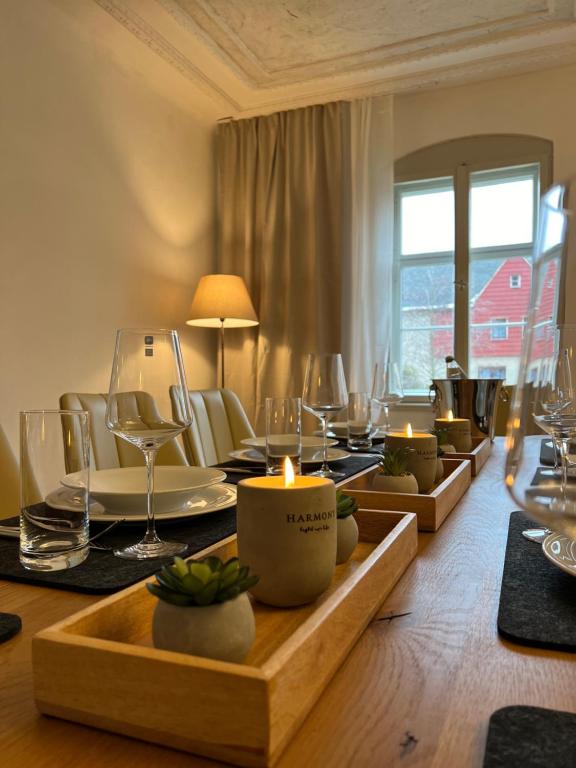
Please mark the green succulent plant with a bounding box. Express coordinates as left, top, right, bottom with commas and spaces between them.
336, 490, 358, 519
147, 556, 259, 607
377, 448, 411, 477
431, 428, 448, 457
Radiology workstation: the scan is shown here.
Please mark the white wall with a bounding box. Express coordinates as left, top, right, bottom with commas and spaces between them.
394, 61, 576, 177
0, 0, 222, 515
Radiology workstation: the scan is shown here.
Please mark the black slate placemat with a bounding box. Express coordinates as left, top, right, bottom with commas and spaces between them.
497, 511, 576, 652
214, 453, 381, 483
540, 438, 557, 466
483, 706, 576, 768
0, 613, 22, 644
0, 509, 236, 595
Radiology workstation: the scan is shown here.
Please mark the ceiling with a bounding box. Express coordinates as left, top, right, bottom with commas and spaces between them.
94, 0, 576, 117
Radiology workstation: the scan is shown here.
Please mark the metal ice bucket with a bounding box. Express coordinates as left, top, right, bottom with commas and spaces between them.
429, 379, 508, 441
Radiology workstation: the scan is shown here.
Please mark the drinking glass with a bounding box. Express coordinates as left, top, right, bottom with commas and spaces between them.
347, 392, 372, 450
302, 353, 348, 478
20, 410, 90, 571
265, 397, 302, 475
371, 358, 404, 433
105, 329, 193, 559
506, 178, 576, 538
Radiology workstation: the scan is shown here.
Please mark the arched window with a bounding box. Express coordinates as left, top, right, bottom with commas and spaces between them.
393, 134, 553, 396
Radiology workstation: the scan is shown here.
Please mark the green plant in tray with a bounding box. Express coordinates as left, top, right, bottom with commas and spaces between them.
336, 490, 358, 519
147, 556, 259, 607
377, 448, 411, 476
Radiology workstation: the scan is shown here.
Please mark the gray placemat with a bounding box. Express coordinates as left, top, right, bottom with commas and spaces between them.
497, 511, 576, 652
0, 509, 236, 595
484, 706, 576, 767
540, 438, 556, 466
0, 613, 22, 644
214, 453, 380, 482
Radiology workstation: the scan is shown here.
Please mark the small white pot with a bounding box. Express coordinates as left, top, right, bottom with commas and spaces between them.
371, 472, 419, 494
440, 443, 456, 453
152, 592, 255, 663
336, 515, 359, 564
435, 457, 444, 483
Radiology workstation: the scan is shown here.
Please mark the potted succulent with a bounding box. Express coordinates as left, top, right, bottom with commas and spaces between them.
431, 428, 448, 483
336, 490, 359, 564
148, 555, 259, 663
431, 427, 456, 455
372, 448, 419, 493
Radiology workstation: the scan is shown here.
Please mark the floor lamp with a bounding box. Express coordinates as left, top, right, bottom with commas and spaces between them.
186, 274, 259, 389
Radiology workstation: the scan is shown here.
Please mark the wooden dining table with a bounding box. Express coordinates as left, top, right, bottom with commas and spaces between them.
1, 438, 575, 767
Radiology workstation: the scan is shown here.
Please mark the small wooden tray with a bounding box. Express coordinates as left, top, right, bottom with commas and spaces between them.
449, 437, 491, 476
339, 457, 471, 532
32, 509, 417, 768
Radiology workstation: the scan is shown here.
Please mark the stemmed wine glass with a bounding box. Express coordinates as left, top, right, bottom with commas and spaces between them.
506, 177, 576, 539
302, 353, 348, 478
371, 357, 404, 434
105, 329, 193, 559
532, 328, 576, 499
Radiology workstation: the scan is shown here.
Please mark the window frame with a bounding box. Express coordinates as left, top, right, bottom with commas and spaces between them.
393, 134, 553, 401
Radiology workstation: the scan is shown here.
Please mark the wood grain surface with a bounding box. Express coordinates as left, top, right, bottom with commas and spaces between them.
1, 439, 575, 768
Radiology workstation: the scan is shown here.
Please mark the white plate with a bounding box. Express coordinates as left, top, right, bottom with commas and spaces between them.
241, 436, 339, 460
229, 447, 350, 464
88, 483, 237, 523
62, 466, 226, 517
320, 423, 386, 439
542, 532, 576, 577
46, 486, 105, 516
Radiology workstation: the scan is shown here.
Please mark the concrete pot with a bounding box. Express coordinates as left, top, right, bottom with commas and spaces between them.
435, 457, 444, 483
336, 515, 359, 564
371, 473, 419, 494
152, 593, 255, 663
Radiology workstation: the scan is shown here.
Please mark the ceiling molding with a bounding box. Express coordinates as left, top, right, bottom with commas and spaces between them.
93, 0, 241, 111
91, 0, 576, 118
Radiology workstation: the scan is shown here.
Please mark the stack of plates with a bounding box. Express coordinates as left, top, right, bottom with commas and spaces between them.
53, 466, 236, 522
234, 436, 349, 464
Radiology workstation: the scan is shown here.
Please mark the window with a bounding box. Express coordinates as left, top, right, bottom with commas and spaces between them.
490, 318, 508, 340
394, 135, 552, 396
478, 366, 506, 379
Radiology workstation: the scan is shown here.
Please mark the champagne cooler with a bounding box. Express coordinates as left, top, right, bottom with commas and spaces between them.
429, 379, 508, 441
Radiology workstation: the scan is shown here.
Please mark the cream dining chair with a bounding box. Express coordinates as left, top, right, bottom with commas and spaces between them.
59, 392, 188, 472
169, 387, 255, 467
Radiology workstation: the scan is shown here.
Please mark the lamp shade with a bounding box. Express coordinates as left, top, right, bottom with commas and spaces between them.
186, 274, 259, 329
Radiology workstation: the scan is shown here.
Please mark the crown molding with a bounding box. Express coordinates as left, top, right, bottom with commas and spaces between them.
91, 0, 576, 118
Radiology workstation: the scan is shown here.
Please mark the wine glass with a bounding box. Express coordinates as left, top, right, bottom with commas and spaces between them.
302, 353, 348, 478
105, 329, 193, 559
506, 177, 576, 539
371, 357, 404, 433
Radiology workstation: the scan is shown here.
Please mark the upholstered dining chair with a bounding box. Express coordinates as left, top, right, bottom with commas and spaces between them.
59, 392, 188, 472
169, 387, 255, 467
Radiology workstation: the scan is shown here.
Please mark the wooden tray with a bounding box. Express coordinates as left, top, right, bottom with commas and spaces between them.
449, 437, 491, 476
32, 508, 417, 768
339, 457, 471, 532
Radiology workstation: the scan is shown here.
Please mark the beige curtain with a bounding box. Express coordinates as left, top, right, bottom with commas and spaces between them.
216, 97, 393, 430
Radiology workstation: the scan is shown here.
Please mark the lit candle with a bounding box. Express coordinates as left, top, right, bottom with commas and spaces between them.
434, 409, 472, 452
386, 423, 438, 492
236, 458, 336, 607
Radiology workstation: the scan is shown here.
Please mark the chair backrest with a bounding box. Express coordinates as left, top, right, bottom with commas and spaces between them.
59, 392, 187, 470
170, 387, 255, 466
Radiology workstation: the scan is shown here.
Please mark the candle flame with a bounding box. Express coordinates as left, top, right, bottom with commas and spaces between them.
284, 456, 295, 488
405, 423, 413, 438
447, 410, 454, 422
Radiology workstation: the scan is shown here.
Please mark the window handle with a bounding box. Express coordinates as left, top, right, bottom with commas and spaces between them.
453, 279, 467, 290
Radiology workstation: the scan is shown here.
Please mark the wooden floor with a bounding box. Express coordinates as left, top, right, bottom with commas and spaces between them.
1, 439, 575, 767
